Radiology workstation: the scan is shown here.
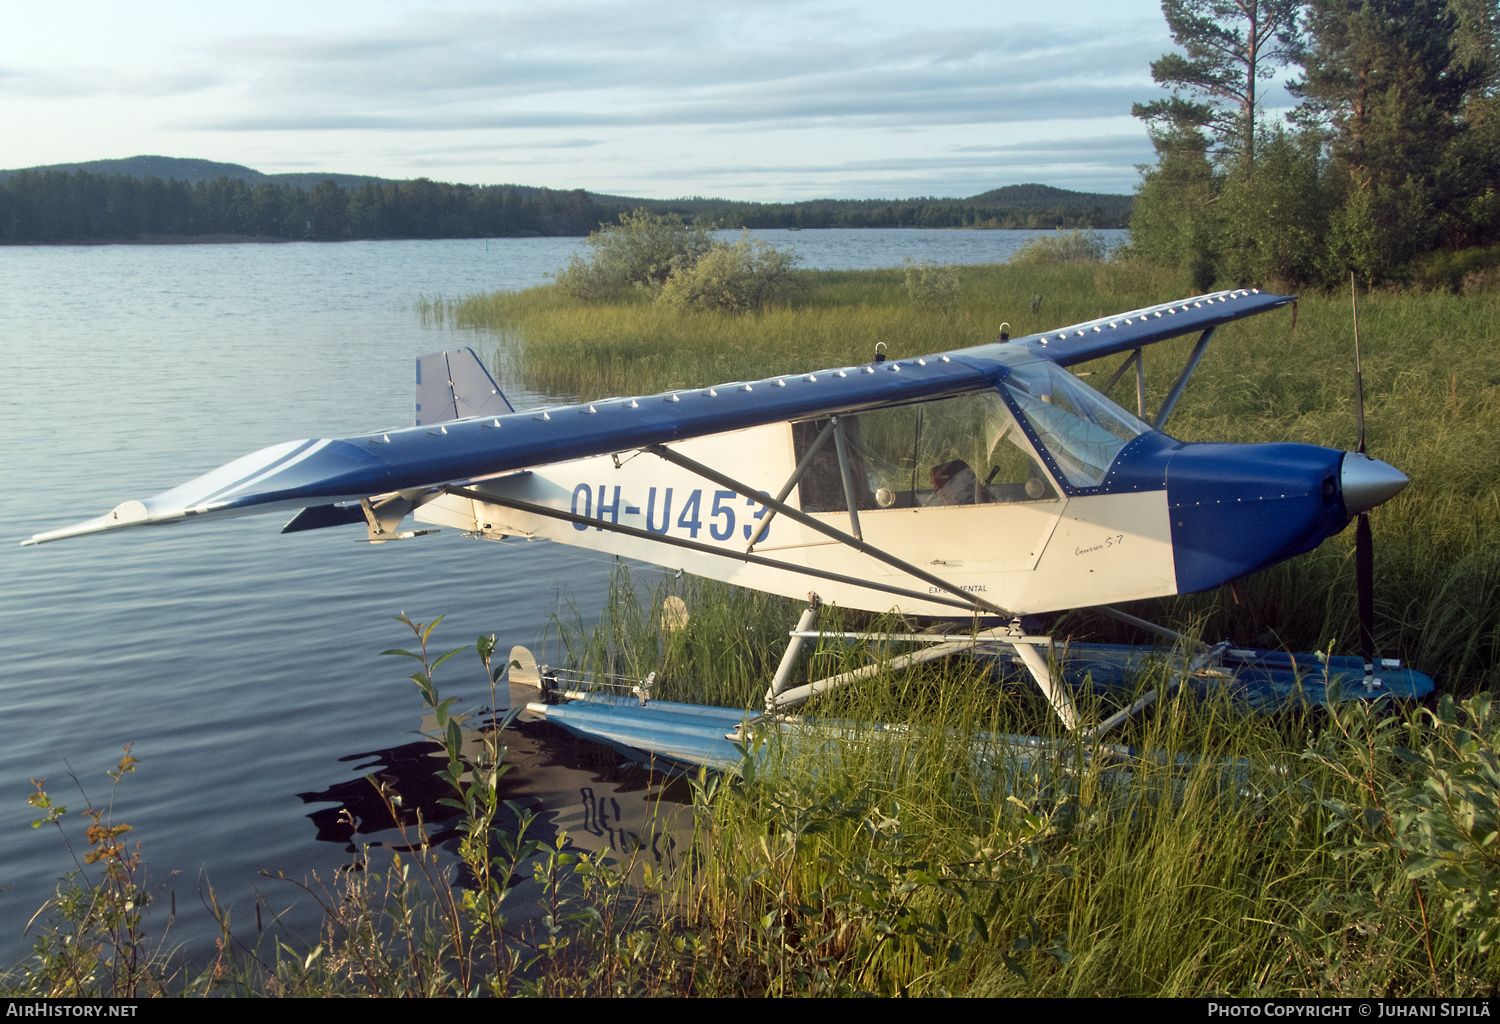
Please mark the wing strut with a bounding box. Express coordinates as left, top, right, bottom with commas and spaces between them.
831, 417, 865, 542
745, 419, 836, 552
440, 484, 983, 614
1101, 348, 1146, 419
642, 444, 1011, 616
1152, 328, 1215, 430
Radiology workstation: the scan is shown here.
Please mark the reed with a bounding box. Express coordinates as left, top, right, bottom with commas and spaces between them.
10, 592, 1496, 996
530, 577, 1499, 996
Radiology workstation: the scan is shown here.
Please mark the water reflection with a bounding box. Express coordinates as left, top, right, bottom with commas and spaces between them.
295, 713, 694, 877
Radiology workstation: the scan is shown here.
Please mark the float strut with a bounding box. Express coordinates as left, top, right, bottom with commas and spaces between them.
1007, 624, 1082, 732
766, 597, 821, 713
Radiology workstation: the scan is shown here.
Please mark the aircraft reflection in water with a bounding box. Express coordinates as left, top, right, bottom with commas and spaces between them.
297, 715, 688, 873
28, 289, 1430, 766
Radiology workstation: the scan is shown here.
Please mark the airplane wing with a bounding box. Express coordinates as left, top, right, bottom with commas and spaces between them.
24, 288, 1294, 547
25, 351, 1008, 545
1004, 288, 1293, 367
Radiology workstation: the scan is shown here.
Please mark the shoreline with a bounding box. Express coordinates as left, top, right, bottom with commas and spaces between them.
0, 226, 1127, 247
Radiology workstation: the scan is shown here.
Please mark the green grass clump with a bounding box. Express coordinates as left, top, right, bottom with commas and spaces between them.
527, 579, 1500, 996
12, 598, 1498, 996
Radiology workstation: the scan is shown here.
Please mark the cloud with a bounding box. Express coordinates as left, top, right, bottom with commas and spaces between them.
3, 1, 1182, 197
189, 4, 1164, 134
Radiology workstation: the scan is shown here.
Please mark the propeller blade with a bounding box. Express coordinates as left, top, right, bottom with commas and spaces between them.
1352, 272, 1366, 454
1350, 273, 1375, 670
1356, 512, 1375, 668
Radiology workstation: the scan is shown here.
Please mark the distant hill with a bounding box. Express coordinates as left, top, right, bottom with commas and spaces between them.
2, 157, 1131, 215
0, 156, 1133, 241
0, 155, 397, 192
604, 182, 1132, 230
966, 183, 1133, 216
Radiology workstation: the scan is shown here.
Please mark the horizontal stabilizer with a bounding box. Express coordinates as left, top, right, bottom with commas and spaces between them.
415, 348, 514, 426
281, 503, 367, 534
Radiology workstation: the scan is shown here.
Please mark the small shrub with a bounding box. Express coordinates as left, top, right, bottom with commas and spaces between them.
903, 258, 961, 315
556, 208, 712, 301
657, 233, 800, 312
1316, 693, 1500, 958
1412, 245, 1500, 293
20, 748, 164, 997
1009, 229, 1111, 265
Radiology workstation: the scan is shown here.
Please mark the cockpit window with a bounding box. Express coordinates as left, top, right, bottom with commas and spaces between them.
792, 390, 1059, 512
1002, 361, 1152, 487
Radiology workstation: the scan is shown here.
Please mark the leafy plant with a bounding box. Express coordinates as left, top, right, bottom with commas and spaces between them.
902, 258, 961, 315
1315, 693, 1500, 958
556, 208, 712, 301
1009, 229, 1112, 265
20, 747, 163, 997
658, 233, 800, 312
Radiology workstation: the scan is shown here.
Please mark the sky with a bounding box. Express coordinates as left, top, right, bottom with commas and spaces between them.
0, 0, 1301, 201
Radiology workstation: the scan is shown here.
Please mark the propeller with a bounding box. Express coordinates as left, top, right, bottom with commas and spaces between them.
1344, 273, 1410, 678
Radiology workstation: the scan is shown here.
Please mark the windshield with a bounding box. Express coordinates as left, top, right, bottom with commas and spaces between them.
1002, 361, 1152, 487
791, 390, 1059, 511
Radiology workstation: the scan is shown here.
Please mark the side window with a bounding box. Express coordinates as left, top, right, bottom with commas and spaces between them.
792, 391, 1059, 512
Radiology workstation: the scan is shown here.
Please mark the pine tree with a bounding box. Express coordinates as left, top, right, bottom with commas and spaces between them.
1291, 0, 1488, 276
1133, 0, 1306, 164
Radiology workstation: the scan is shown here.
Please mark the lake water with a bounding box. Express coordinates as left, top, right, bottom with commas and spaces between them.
0, 227, 1125, 964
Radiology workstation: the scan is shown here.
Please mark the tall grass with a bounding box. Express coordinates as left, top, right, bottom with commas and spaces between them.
452, 262, 1500, 689
11, 588, 1497, 996
527, 577, 1500, 996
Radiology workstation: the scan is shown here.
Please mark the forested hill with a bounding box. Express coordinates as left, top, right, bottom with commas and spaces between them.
0, 155, 1131, 243
621, 184, 1130, 231
0, 156, 390, 192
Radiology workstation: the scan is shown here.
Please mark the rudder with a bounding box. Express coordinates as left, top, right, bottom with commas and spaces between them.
415, 348, 514, 426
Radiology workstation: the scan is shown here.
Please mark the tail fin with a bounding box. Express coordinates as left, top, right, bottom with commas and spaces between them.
414, 348, 514, 426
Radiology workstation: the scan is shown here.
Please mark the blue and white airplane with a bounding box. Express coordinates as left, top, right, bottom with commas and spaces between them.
25, 288, 1427, 751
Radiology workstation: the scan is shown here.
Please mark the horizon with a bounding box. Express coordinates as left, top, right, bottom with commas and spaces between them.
0, 154, 1139, 202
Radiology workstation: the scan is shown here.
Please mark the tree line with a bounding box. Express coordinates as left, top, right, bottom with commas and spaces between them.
682, 197, 1129, 231
0, 171, 604, 243
1130, 0, 1500, 289
0, 168, 1132, 245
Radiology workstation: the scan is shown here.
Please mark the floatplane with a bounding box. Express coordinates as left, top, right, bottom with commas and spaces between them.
26, 288, 1430, 770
